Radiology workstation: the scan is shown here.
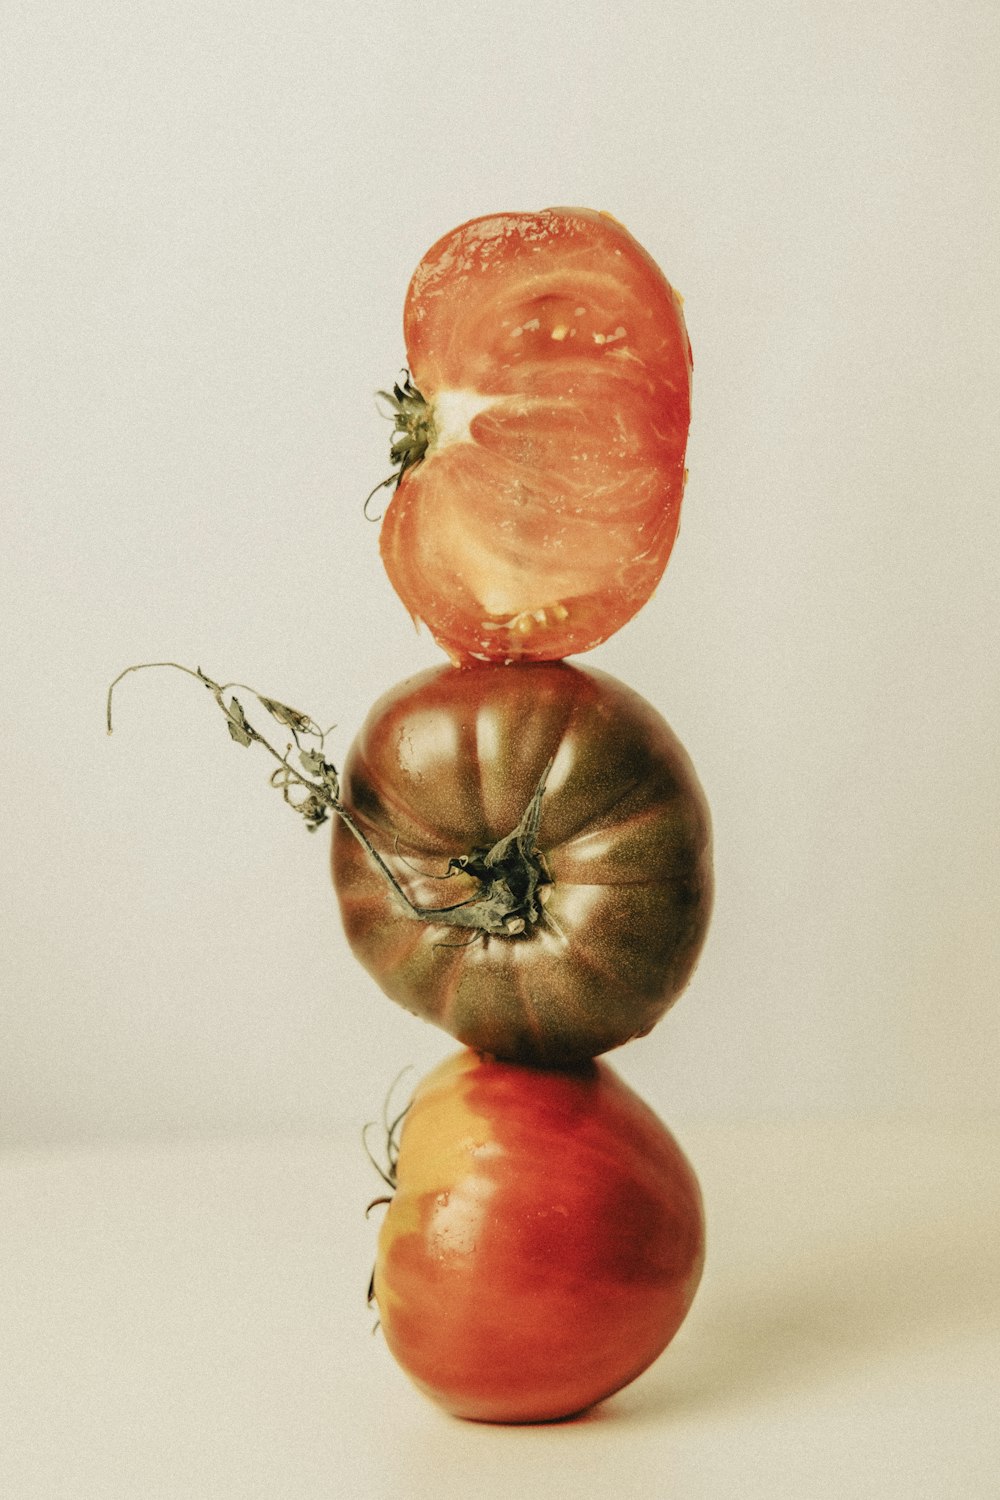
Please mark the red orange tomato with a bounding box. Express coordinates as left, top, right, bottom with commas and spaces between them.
376, 207, 692, 663
371, 1047, 705, 1424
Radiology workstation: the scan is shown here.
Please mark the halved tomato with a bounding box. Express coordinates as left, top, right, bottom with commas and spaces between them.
376, 208, 692, 663
371, 1047, 705, 1424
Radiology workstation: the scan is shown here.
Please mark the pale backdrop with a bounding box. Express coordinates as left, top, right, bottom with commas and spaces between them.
3, 0, 998, 1144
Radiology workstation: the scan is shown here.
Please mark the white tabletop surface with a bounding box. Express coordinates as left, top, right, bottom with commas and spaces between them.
2, 1118, 998, 1500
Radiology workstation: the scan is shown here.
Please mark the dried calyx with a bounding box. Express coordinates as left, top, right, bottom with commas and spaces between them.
106, 661, 551, 939
364, 371, 435, 519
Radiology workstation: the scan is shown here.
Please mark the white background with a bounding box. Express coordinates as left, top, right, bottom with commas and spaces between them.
3, 2, 999, 1493
5, 0, 997, 1143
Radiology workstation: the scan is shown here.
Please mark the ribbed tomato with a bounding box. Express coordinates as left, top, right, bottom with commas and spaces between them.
371, 1047, 705, 1424
331, 660, 712, 1066
376, 207, 692, 663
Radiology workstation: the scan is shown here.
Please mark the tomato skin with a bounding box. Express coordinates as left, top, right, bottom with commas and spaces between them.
379, 207, 692, 663
331, 660, 712, 1066
373, 1048, 705, 1424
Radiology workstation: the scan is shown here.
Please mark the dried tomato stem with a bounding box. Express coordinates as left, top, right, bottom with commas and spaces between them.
107, 661, 552, 939
364, 371, 435, 519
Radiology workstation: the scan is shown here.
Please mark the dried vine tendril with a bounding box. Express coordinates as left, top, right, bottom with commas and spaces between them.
106, 661, 554, 940
363, 1067, 415, 1323
106, 661, 346, 829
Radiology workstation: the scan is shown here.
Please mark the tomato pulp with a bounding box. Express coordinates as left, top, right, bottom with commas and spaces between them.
372, 1047, 705, 1423
377, 208, 692, 663
331, 660, 712, 1066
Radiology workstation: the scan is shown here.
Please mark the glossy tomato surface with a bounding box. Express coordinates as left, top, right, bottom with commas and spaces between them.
373, 1047, 705, 1424
331, 660, 712, 1065
378, 207, 692, 663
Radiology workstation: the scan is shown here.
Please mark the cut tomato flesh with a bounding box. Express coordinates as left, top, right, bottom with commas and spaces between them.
379, 208, 692, 663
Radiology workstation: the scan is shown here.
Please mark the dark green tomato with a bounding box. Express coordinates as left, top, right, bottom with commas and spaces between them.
331, 661, 712, 1066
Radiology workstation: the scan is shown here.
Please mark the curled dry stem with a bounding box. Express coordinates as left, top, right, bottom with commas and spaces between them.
106, 661, 554, 940
363, 1067, 415, 1315
362, 1065, 413, 1197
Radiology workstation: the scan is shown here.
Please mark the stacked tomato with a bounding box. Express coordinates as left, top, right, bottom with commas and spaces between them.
339, 209, 712, 1424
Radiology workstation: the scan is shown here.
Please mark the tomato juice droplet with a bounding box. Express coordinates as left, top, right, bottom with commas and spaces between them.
377, 207, 693, 663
